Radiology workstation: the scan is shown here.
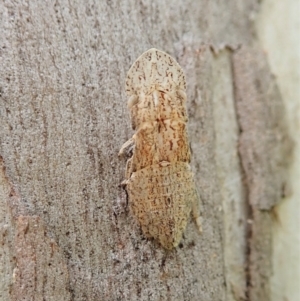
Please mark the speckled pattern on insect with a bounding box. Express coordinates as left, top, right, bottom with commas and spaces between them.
119, 48, 201, 250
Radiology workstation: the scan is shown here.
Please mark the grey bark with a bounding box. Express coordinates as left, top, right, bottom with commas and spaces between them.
0, 1, 291, 301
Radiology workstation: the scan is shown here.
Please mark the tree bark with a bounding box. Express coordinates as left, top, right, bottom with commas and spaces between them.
0, 1, 292, 300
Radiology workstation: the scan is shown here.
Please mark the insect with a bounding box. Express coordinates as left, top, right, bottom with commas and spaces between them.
119, 48, 202, 250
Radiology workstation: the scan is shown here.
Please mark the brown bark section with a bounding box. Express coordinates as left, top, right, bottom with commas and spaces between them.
232, 46, 292, 300
12, 215, 71, 301
0, 158, 71, 301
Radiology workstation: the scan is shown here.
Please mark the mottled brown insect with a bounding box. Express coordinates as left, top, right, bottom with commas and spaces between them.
119, 48, 201, 250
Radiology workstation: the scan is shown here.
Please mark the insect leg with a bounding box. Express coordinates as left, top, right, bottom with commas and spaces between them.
119, 137, 135, 156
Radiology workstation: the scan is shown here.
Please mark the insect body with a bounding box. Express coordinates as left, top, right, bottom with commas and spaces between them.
120, 48, 201, 250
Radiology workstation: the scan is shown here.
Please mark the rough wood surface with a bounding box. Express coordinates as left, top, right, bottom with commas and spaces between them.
232, 46, 292, 300
0, 1, 291, 300
212, 50, 248, 301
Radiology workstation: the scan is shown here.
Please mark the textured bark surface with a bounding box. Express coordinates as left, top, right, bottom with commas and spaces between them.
0, 1, 291, 301
255, 1, 300, 300
232, 47, 292, 300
